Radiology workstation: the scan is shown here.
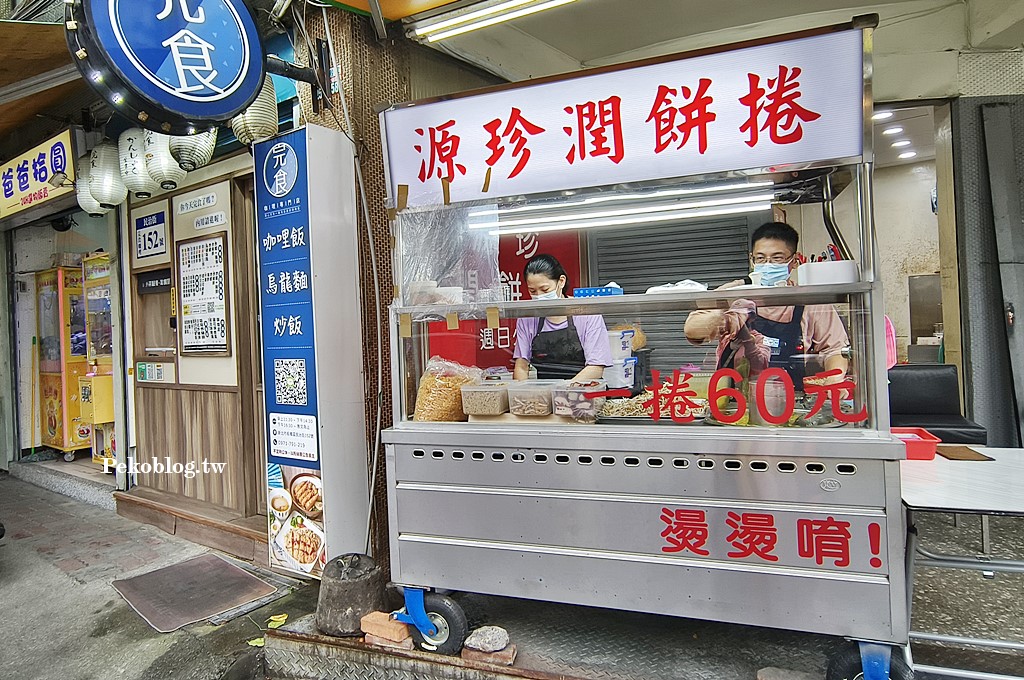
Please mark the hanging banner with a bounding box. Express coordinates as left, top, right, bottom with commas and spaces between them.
0, 130, 75, 221
255, 128, 325, 577
382, 29, 865, 209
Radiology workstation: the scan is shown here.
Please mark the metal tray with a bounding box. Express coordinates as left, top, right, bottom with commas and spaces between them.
596, 415, 706, 426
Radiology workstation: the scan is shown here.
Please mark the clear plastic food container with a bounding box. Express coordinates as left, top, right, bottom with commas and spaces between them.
460, 383, 510, 416
684, 371, 716, 400
606, 357, 638, 389
507, 380, 565, 416
607, 329, 634, 359
552, 380, 608, 422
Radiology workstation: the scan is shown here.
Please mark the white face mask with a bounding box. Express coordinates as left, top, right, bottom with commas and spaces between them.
533, 290, 559, 301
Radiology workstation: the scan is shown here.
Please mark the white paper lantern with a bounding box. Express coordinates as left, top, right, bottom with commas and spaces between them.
119, 127, 160, 199
75, 154, 109, 218
88, 141, 128, 209
144, 130, 187, 190
230, 76, 278, 145
170, 128, 218, 171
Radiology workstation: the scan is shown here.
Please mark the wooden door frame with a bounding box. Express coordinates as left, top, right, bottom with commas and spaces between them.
231, 175, 266, 516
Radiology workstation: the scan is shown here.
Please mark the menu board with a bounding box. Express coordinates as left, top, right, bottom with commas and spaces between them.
177, 233, 230, 354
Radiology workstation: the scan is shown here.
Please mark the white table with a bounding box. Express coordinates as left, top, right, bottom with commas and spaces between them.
900, 448, 1024, 680
901, 448, 1024, 515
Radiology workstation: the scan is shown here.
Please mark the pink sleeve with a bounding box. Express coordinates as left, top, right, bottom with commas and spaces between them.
884, 315, 898, 369
801, 305, 850, 359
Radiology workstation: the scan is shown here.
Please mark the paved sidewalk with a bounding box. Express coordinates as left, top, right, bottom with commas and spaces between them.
0, 473, 316, 680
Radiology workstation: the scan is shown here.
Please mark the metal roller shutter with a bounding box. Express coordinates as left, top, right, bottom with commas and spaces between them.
588, 217, 755, 374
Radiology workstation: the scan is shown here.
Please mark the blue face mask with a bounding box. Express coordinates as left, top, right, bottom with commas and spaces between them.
753, 262, 791, 287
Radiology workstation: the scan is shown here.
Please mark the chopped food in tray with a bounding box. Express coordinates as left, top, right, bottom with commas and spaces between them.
599, 381, 709, 422
552, 380, 607, 423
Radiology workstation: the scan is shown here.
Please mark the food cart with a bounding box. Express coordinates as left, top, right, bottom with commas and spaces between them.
380, 16, 910, 679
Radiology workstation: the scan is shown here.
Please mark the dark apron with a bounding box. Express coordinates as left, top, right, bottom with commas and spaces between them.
531, 317, 587, 380
749, 305, 807, 385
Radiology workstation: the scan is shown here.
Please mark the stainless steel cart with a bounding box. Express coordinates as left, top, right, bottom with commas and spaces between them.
379, 16, 910, 680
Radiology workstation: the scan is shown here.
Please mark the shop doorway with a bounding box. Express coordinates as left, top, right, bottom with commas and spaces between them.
8, 212, 115, 485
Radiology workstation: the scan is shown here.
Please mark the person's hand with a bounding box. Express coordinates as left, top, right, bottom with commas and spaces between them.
720, 311, 745, 339
717, 279, 747, 290
719, 299, 756, 340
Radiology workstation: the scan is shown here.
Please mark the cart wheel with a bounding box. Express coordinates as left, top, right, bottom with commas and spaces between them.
826, 643, 913, 680
63, 452, 75, 462
408, 593, 467, 656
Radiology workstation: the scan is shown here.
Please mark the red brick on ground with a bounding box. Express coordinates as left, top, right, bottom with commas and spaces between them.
359, 610, 410, 642
364, 632, 414, 650
461, 643, 517, 666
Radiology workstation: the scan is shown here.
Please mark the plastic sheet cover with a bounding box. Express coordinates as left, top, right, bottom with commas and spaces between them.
398, 204, 500, 314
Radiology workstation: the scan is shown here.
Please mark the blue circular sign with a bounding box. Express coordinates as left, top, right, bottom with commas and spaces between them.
263, 142, 298, 198
70, 0, 265, 133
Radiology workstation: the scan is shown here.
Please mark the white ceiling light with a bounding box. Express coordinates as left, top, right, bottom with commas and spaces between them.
891, 140, 912, 148
881, 126, 903, 136
468, 180, 774, 218
411, 0, 580, 42
898, 151, 917, 159
872, 111, 894, 121
413, 0, 537, 35
479, 192, 776, 231
488, 202, 773, 236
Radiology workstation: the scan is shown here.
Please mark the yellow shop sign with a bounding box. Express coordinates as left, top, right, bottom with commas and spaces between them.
0, 130, 76, 220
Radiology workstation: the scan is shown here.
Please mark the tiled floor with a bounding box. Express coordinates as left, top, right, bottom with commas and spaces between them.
0, 473, 315, 680
1, 470, 1021, 679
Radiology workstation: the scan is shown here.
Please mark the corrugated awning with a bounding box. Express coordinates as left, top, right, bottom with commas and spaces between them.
327, 0, 461, 21
0, 20, 89, 142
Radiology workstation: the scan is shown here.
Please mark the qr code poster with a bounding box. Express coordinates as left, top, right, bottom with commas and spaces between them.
274, 358, 308, 406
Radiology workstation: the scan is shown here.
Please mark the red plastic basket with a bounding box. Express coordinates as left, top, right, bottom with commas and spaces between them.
892, 427, 940, 460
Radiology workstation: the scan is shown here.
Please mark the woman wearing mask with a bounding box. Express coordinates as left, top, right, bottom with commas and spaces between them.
513, 254, 613, 381
683, 222, 849, 385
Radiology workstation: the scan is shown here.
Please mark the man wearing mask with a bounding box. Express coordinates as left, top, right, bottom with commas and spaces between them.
683, 222, 850, 385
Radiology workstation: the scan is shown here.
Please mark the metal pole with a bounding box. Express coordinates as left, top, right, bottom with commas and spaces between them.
911, 632, 1024, 653
912, 664, 1024, 680
822, 174, 855, 261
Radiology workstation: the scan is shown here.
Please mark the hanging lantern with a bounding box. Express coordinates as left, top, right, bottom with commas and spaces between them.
170, 128, 218, 171
88, 141, 128, 209
119, 128, 160, 199
144, 130, 187, 190
75, 154, 109, 218
229, 75, 278, 146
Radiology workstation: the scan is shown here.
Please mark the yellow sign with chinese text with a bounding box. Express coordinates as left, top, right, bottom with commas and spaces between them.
0, 130, 76, 220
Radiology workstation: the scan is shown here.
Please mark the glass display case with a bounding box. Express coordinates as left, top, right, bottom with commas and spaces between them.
83, 253, 113, 369
80, 253, 116, 466
388, 169, 888, 444
36, 267, 92, 453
